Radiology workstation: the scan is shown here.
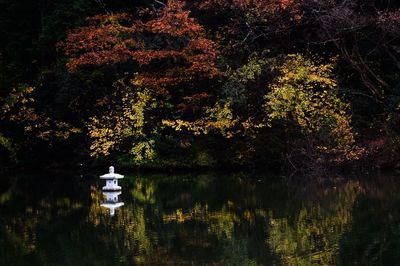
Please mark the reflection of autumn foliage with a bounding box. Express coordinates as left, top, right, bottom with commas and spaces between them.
268, 180, 364, 266
61, 0, 219, 92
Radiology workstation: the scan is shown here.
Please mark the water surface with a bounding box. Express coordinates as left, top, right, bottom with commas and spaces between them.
1, 171, 400, 265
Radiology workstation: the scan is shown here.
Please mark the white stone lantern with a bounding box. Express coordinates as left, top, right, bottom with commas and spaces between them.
101, 191, 124, 216
100, 166, 124, 190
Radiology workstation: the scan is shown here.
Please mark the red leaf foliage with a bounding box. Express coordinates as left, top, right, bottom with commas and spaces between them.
59, 0, 219, 92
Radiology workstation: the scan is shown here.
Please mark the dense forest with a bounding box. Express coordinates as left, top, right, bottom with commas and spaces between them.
1, 0, 400, 172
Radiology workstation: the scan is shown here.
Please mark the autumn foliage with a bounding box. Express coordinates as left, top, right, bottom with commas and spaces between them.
58, 0, 224, 161
3, 0, 400, 171
60, 0, 219, 93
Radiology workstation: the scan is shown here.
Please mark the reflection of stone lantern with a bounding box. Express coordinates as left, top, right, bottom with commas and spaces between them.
101, 191, 124, 216
100, 166, 124, 190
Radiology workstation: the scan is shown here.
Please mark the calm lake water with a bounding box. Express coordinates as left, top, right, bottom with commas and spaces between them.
1, 170, 400, 265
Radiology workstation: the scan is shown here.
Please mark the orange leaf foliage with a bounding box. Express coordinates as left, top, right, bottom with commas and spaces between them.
145, 0, 204, 38
60, 0, 219, 92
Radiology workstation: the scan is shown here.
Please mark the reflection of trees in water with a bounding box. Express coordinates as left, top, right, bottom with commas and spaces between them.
122, 174, 283, 264
5, 173, 400, 265
0, 195, 84, 264
88, 174, 273, 264
338, 174, 400, 265
267, 180, 363, 266
87, 185, 154, 264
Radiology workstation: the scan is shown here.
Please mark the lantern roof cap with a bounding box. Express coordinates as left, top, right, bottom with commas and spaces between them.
100, 166, 124, 179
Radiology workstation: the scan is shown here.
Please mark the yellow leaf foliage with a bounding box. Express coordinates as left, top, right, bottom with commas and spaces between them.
264, 54, 359, 159
88, 80, 156, 163
162, 101, 237, 138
